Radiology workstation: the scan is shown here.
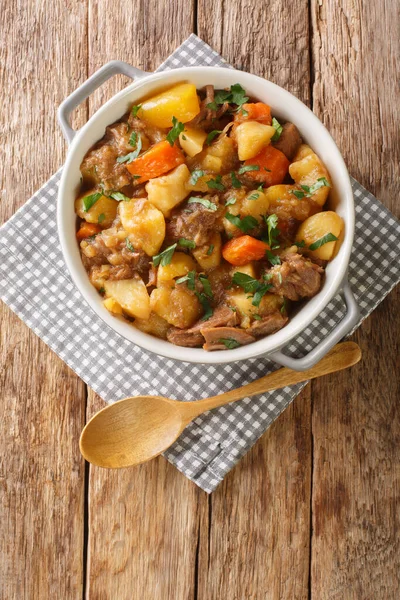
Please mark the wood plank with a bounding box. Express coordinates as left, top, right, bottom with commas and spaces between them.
85, 3, 204, 600
310, 0, 400, 597
197, 2, 312, 598
0, 1, 88, 598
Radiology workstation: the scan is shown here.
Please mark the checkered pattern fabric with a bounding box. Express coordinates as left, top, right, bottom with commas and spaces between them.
1, 35, 399, 492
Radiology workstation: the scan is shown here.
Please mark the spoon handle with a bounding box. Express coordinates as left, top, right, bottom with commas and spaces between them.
180, 341, 361, 422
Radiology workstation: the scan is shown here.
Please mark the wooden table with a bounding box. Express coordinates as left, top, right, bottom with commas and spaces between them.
1, 1, 399, 598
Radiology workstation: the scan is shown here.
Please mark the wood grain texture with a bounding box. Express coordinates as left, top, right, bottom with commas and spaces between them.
85, 3, 204, 600
198, 2, 313, 598
0, 2, 88, 598
310, 1, 400, 598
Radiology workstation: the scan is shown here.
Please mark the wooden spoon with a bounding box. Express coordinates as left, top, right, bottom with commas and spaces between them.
80, 341, 361, 468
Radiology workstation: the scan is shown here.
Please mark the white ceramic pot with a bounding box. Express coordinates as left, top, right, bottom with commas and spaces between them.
57, 61, 359, 370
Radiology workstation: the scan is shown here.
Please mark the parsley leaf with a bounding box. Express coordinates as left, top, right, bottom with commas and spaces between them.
230, 172, 242, 189
264, 214, 280, 249
206, 175, 225, 191
178, 238, 196, 249
225, 212, 258, 233
252, 283, 273, 307
82, 192, 102, 212
98, 213, 106, 224
232, 272, 272, 307
207, 244, 214, 255
125, 238, 135, 252
238, 165, 260, 174
166, 116, 185, 146
247, 192, 260, 200
229, 83, 249, 110
225, 197, 237, 206
109, 191, 131, 202
253, 314, 262, 321
152, 243, 177, 266
266, 250, 281, 266
116, 134, 142, 163
271, 117, 283, 141
309, 232, 339, 250
218, 338, 241, 349
131, 104, 142, 117
99, 287, 105, 294
291, 177, 331, 199
189, 169, 205, 185
187, 197, 218, 211
176, 270, 196, 290
206, 101, 218, 111
199, 275, 213, 299
196, 292, 214, 321
210, 84, 249, 111
296, 239, 306, 248
129, 131, 137, 147
206, 130, 222, 145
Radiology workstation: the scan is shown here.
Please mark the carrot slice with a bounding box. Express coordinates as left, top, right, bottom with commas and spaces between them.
222, 235, 270, 266
76, 222, 102, 241
125, 140, 185, 184
243, 146, 290, 186
234, 102, 272, 126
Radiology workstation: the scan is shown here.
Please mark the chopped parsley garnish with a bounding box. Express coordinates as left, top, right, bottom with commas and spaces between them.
166, 116, 185, 146
206, 130, 222, 145
196, 292, 213, 321
82, 192, 102, 212
230, 172, 242, 189
296, 239, 306, 248
253, 314, 262, 321
178, 238, 196, 249
226, 212, 258, 233
232, 272, 272, 307
280, 299, 286, 314
218, 338, 241, 349
247, 192, 260, 201
309, 232, 338, 250
152, 243, 177, 266
187, 197, 218, 211
238, 165, 260, 174
125, 238, 135, 252
109, 191, 131, 202
207, 84, 249, 112
189, 169, 205, 185
176, 270, 196, 290
271, 117, 283, 141
181, 134, 187, 140
291, 177, 331, 199
131, 104, 142, 117
264, 214, 280, 249
116, 134, 142, 163
206, 175, 225, 191
225, 197, 237, 206
207, 244, 214, 255
129, 131, 138, 147
266, 250, 281, 266
98, 213, 106, 224
199, 275, 213, 298
99, 287, 105, 294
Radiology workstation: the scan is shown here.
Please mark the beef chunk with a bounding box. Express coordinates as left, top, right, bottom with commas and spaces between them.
80, 143, 132, 191
273, 123, 302, 160
270, 253, 324, 301
166, 197, 223, 246
201, 326, 256, 351
247, 311, 288, 337
81, 233, 150, 278
167, 305, 238, 347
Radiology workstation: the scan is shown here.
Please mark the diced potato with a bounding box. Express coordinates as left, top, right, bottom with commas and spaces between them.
293, 144, 314, 162
137, 83, 200, 128
179, 126, 207, 157
258, 293, 284, 314
231, 262, 257, 279
75, 191, 118, 227
202, 155, 223, 173
104, 278, 151, 320
187, 135, 236, 175
227, 291, 258, 328
263, 184, 317, 222
157, 252, 197, 285
241, 189, 270, 221
296, 211, 344, 260
150, 286, 202, 328
222, 200, 242, 238
134, 312, 170, 339
289, 152, 332, 207
103, 297, 123, 315
119, 199, 165, 256
90, 264, 111, 289
192, 233, 222, 270
235, 121, 276, 160
145, 164, 190, 217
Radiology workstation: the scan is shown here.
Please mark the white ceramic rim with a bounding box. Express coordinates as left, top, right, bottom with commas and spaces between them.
58, 66, 355, 364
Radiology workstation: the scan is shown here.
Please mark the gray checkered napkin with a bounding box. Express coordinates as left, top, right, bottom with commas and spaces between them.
1, 35, 399, 492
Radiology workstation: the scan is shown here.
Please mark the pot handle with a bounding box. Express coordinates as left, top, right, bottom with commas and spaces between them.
57, 60, 150, 144
270, 279, 359, 372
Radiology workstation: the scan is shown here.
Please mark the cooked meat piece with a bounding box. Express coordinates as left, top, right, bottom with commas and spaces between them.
247, 311, 288, 337
146, 265, 157, 288
89, 264, 137, 282
201, 326, 256, 351
269, 253, 324, 301
187, 85, 230, 130
81, 233, 150, 277
167, 305, 238, 347
106, 122, 134, 155
273, 122, 302, 160
166, 197, 223, 246
80, 143, 132, 191
127, 115, 166, 145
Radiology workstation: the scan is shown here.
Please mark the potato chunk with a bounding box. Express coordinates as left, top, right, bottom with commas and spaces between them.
157, 252, 197, 285
241, 189, 270, 221
134, 312, 170, 339
235, 121, 276, 160
187, 135, 237, 175
192, 233, 222, 270
145, 164, 190, 217
103, 297, 123, 315
104, 278, 150, 320
119, 199, 165, 256
75, 190, 118, 227
150, 286, 202, 328
137, 83, 200, 128
179, 126, 207, 157
296, 211, 344, 260
289, 152, 332, 207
